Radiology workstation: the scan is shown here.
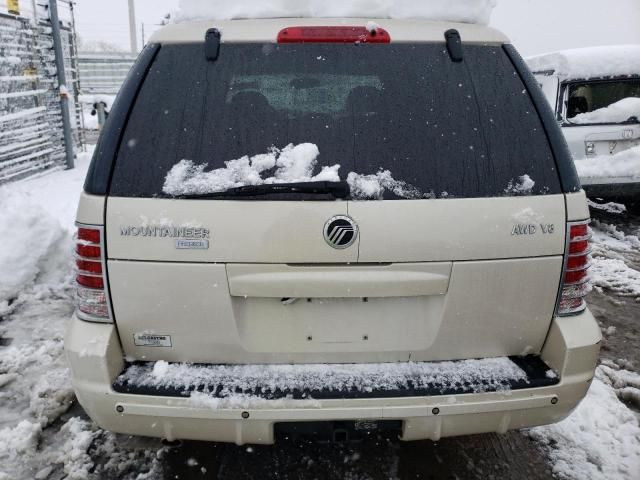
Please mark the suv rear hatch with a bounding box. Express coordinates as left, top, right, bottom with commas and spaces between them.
102, 36, 568, 365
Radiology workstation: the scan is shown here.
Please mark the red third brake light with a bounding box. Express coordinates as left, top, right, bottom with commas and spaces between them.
557, 220, 592, 316
74, 225, 112, 322
278, 26, 391, 44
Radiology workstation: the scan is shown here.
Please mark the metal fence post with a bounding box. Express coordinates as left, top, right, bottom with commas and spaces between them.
96, 102, 107, 130
49, 0, 75, 169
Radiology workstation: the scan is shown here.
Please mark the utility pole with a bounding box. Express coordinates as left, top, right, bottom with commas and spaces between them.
128, 0, 138, 54
49, 0, 75, 169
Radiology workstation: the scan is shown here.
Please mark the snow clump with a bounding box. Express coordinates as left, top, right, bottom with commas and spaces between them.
505, 174, 535, 195
163, 143, 423, 199
163, 143, 340, 196
173, 0, 497, 25
347, 170, 422, 200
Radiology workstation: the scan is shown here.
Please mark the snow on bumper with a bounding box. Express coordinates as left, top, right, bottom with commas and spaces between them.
64, 312, 601, 445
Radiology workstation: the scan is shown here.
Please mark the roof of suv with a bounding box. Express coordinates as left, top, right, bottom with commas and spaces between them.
527, 45, 640, 81
149, 18, 510, 45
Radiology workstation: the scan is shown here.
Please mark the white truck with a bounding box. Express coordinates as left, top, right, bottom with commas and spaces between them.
528, 45, 640, 211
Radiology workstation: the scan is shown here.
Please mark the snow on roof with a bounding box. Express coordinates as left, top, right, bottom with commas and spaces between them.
172, 0, 497, 25
527, 45, 640, 81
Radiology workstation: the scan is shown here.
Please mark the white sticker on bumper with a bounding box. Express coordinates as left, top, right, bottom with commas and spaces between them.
134, 333, 172, 347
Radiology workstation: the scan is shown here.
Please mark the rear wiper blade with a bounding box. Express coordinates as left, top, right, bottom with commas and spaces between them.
180, 181, 350, 199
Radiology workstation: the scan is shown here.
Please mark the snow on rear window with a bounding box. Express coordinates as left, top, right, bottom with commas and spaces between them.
172, 0, 497, 25
505, 175, 536, 195
111, 43, 562, 199
162, 143, 423, 200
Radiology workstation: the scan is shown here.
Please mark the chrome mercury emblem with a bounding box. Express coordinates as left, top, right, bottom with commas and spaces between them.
324, 215, 358, 249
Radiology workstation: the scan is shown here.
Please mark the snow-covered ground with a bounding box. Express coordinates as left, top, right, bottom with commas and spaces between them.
0, 157, 639, 478
0, 150, 164, 479
590, 213, 640, 298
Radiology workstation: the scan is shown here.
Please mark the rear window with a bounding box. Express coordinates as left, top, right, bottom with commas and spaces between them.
110, 43, 561, 199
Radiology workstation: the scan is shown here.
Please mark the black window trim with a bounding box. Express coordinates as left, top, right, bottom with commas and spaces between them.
503, 44, 581, 194
89, 42, 574, 198
84, 43, 162, 195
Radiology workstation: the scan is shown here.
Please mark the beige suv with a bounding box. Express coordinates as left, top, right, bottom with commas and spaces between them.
65, 18, 600, 445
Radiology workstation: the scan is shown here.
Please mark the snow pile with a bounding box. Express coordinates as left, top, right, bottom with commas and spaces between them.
527, 45, 640, 81
347, 170, 421, 200
590, 257, 640, 298
599, 361, 640, 410
173, 0, 497, 25
163, 143, 340, 196
570, 97, 640, 124
54, 418, 98, 480
590, 220, 640, 298
116, 357, 529, 399
505, 174, 535, 195
0, 415, 165, 480
591, 219, 640, 252
0, 149, 90, 311
529, 366, 640, 480
163, 143, 423, 199
0, 191, 70, 306
0, 421, 42, 467
587, 200, 627, 214
576, 145, 640, 179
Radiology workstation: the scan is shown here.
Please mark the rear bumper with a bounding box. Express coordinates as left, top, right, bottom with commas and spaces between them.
64, 311, 601, 445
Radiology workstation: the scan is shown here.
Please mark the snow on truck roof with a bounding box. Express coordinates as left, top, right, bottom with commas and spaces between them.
527, 45, 640, 81
150, 18, 509, 45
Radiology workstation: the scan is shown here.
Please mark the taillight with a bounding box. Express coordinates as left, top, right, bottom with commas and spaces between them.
556, 220, 591, 316
277, 26, 391, 44
74, 226, 111, 322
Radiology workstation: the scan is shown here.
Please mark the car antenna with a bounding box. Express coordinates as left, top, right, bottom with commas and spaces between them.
445, 29, 464, 62
205, 28, 221, 61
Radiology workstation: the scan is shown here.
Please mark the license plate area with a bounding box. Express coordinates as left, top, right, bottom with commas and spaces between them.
274, 420, 402, 443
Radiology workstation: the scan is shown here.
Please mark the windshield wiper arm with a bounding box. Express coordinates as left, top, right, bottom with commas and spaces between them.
180, 181, 350, 199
